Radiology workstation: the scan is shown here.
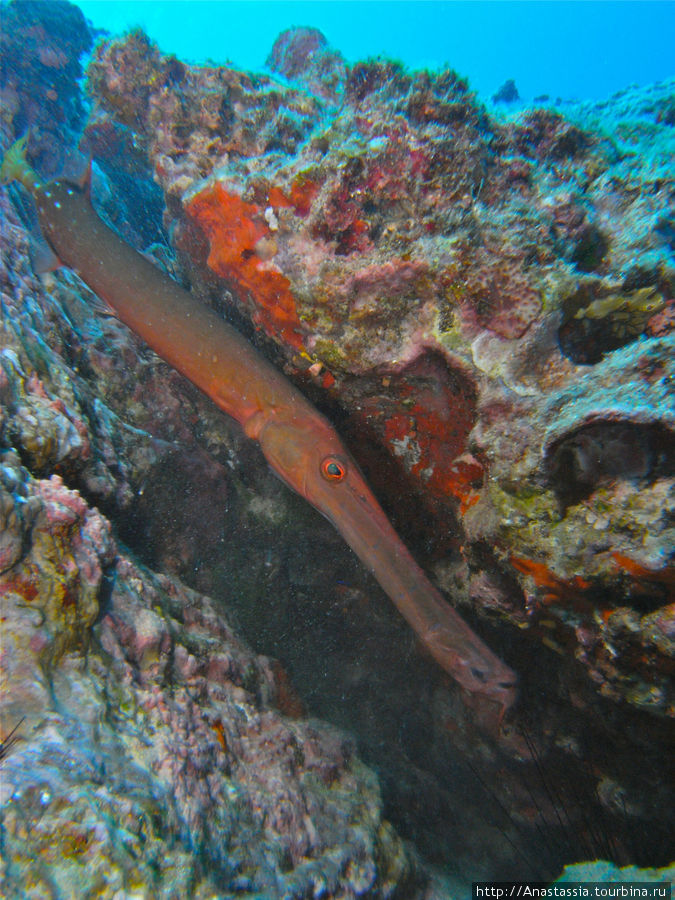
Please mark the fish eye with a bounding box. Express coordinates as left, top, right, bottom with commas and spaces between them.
470, 667, 488, 683
321, 456, 347, 482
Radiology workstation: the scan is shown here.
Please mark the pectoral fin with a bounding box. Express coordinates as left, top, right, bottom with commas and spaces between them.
30, 235, 62, 274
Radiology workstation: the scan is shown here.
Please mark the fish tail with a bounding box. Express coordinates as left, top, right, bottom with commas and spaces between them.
0, 134, 42, 193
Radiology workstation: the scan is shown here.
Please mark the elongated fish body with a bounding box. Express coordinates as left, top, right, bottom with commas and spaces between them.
3, 142, 517, 726
35, 178, 299, 430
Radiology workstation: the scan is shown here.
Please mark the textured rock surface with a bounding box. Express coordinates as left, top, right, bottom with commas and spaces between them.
557, 860, 675, 886
1, 0, 674, 891
0, 403, 416, 899
0, 11, 420, 892
84, 28, 674, 726
0, 0, 92, 175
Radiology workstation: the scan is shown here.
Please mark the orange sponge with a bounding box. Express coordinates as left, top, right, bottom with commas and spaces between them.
186, 182, 306, 351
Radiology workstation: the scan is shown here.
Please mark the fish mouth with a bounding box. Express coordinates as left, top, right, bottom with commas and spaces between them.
314, 472, 517, 718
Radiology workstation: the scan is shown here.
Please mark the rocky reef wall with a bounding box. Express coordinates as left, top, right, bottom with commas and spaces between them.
1, 1, 673, 893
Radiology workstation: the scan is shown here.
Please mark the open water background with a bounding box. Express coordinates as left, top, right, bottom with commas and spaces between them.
74, 0, 675, 103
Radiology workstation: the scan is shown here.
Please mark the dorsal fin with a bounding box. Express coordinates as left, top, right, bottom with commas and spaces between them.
76, 157, 93, 198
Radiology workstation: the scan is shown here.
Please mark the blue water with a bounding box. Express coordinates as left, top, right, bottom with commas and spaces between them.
74, 0, 675, 103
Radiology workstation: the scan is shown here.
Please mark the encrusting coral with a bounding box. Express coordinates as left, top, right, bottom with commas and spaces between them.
0, 460, 415, 897
85, 24, 674, 719
1, 0, 673, 889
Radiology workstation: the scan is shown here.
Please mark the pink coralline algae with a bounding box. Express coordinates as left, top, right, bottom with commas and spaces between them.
2, 5, 675, 889
0, 446, 415, 899
453, 242, 543, 339
0, 166, 420, 894
266, 26, 346, 101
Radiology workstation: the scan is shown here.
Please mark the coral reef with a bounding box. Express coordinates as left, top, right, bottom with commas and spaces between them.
557, 860, 675, 885
0, 123, 418, 898
0, 462, 415, 897
493, 79, 519, 104
266, 26, 346, 102
85, 25, 674, 722
0, 0, 92, 174
1, 0, 674, 890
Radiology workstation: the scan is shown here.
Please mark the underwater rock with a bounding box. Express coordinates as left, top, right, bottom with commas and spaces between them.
0, 461, 113, 730
558, 281, 669, 364
86, 27, 674, 718
557, 860, 675, 885
266, 26, 346, 102
0, 440, 417, 898
0, 186, 159, 510
492, 79, 520, 104
0, 184, 259, 585
0, 451, 38, 572
0, 100, 421, 894
2, 4, 674, 887
0, 0, 92, 173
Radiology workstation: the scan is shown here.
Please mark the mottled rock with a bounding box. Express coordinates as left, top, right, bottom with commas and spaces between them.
1, 6, 674, 889
86, 28, 674, 725
266, 27, 346, 102
0, 0, 92, 171
0, 462, 417, 898
557, 859, 675, 885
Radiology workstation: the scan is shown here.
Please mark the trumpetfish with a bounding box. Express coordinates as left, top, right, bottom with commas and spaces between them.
1, 136, 517, 728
